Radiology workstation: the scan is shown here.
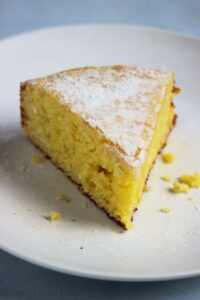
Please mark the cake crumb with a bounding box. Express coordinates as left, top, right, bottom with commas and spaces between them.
179, 172, 200, 188
144, 185, 150, 192
32, 154, 44, 164
49, 211, 62, 222
171, 182, 189, 193
56, 194, 71, 203
160, 207, 170, 213
82, 202, 88, 209
56, 194, 65, 201
161, 175, 171, 182
162, 153, 175, 164
188, 197, 194, 201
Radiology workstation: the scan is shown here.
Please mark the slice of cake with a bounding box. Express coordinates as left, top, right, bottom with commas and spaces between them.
20, 65, 179, 229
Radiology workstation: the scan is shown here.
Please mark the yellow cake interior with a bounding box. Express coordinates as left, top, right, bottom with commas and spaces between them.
21, 76, 175, 229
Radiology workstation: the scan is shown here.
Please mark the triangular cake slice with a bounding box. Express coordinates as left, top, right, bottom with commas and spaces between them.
20, 65, 178, 229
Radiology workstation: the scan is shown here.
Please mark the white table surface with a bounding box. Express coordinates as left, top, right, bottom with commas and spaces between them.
1, 0, 200, 299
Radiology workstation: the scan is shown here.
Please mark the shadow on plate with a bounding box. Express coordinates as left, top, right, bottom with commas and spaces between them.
0, 127, 119, 232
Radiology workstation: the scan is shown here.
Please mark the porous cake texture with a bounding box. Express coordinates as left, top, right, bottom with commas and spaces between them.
20, 65, 178, 229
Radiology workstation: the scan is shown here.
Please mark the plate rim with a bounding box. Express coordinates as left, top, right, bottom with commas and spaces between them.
1, 24, 200, 282
2, 241, 200, 282
0, 23, 200, 46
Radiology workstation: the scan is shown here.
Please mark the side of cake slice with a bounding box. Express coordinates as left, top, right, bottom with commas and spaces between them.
20, 65, 178, 229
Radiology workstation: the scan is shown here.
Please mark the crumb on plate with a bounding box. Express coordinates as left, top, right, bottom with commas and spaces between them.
56, 194, 71, 203
188, 197, 194, 201
49, 211, 62, 222
179, 172, 200, 188
56, 194, 65, 201
171, 182, 189, 193
162, 153, 175, 164
160, 207, 170, 213
161, 175, 171, 182
82, 202, 88, 209
32, 154, 44, 164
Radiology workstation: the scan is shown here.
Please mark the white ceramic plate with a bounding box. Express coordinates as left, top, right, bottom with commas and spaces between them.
0, 25, 200, 282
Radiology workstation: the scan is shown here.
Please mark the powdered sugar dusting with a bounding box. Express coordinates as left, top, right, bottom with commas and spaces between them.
31, 66, 173, 169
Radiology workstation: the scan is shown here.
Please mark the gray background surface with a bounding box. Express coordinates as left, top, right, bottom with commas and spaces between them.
1, 0, 200, 299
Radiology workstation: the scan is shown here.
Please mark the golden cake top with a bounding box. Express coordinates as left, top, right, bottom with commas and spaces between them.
29, 65, 174, 169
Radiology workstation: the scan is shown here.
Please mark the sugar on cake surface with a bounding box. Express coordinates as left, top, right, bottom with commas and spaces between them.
20, 65, 179, 229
